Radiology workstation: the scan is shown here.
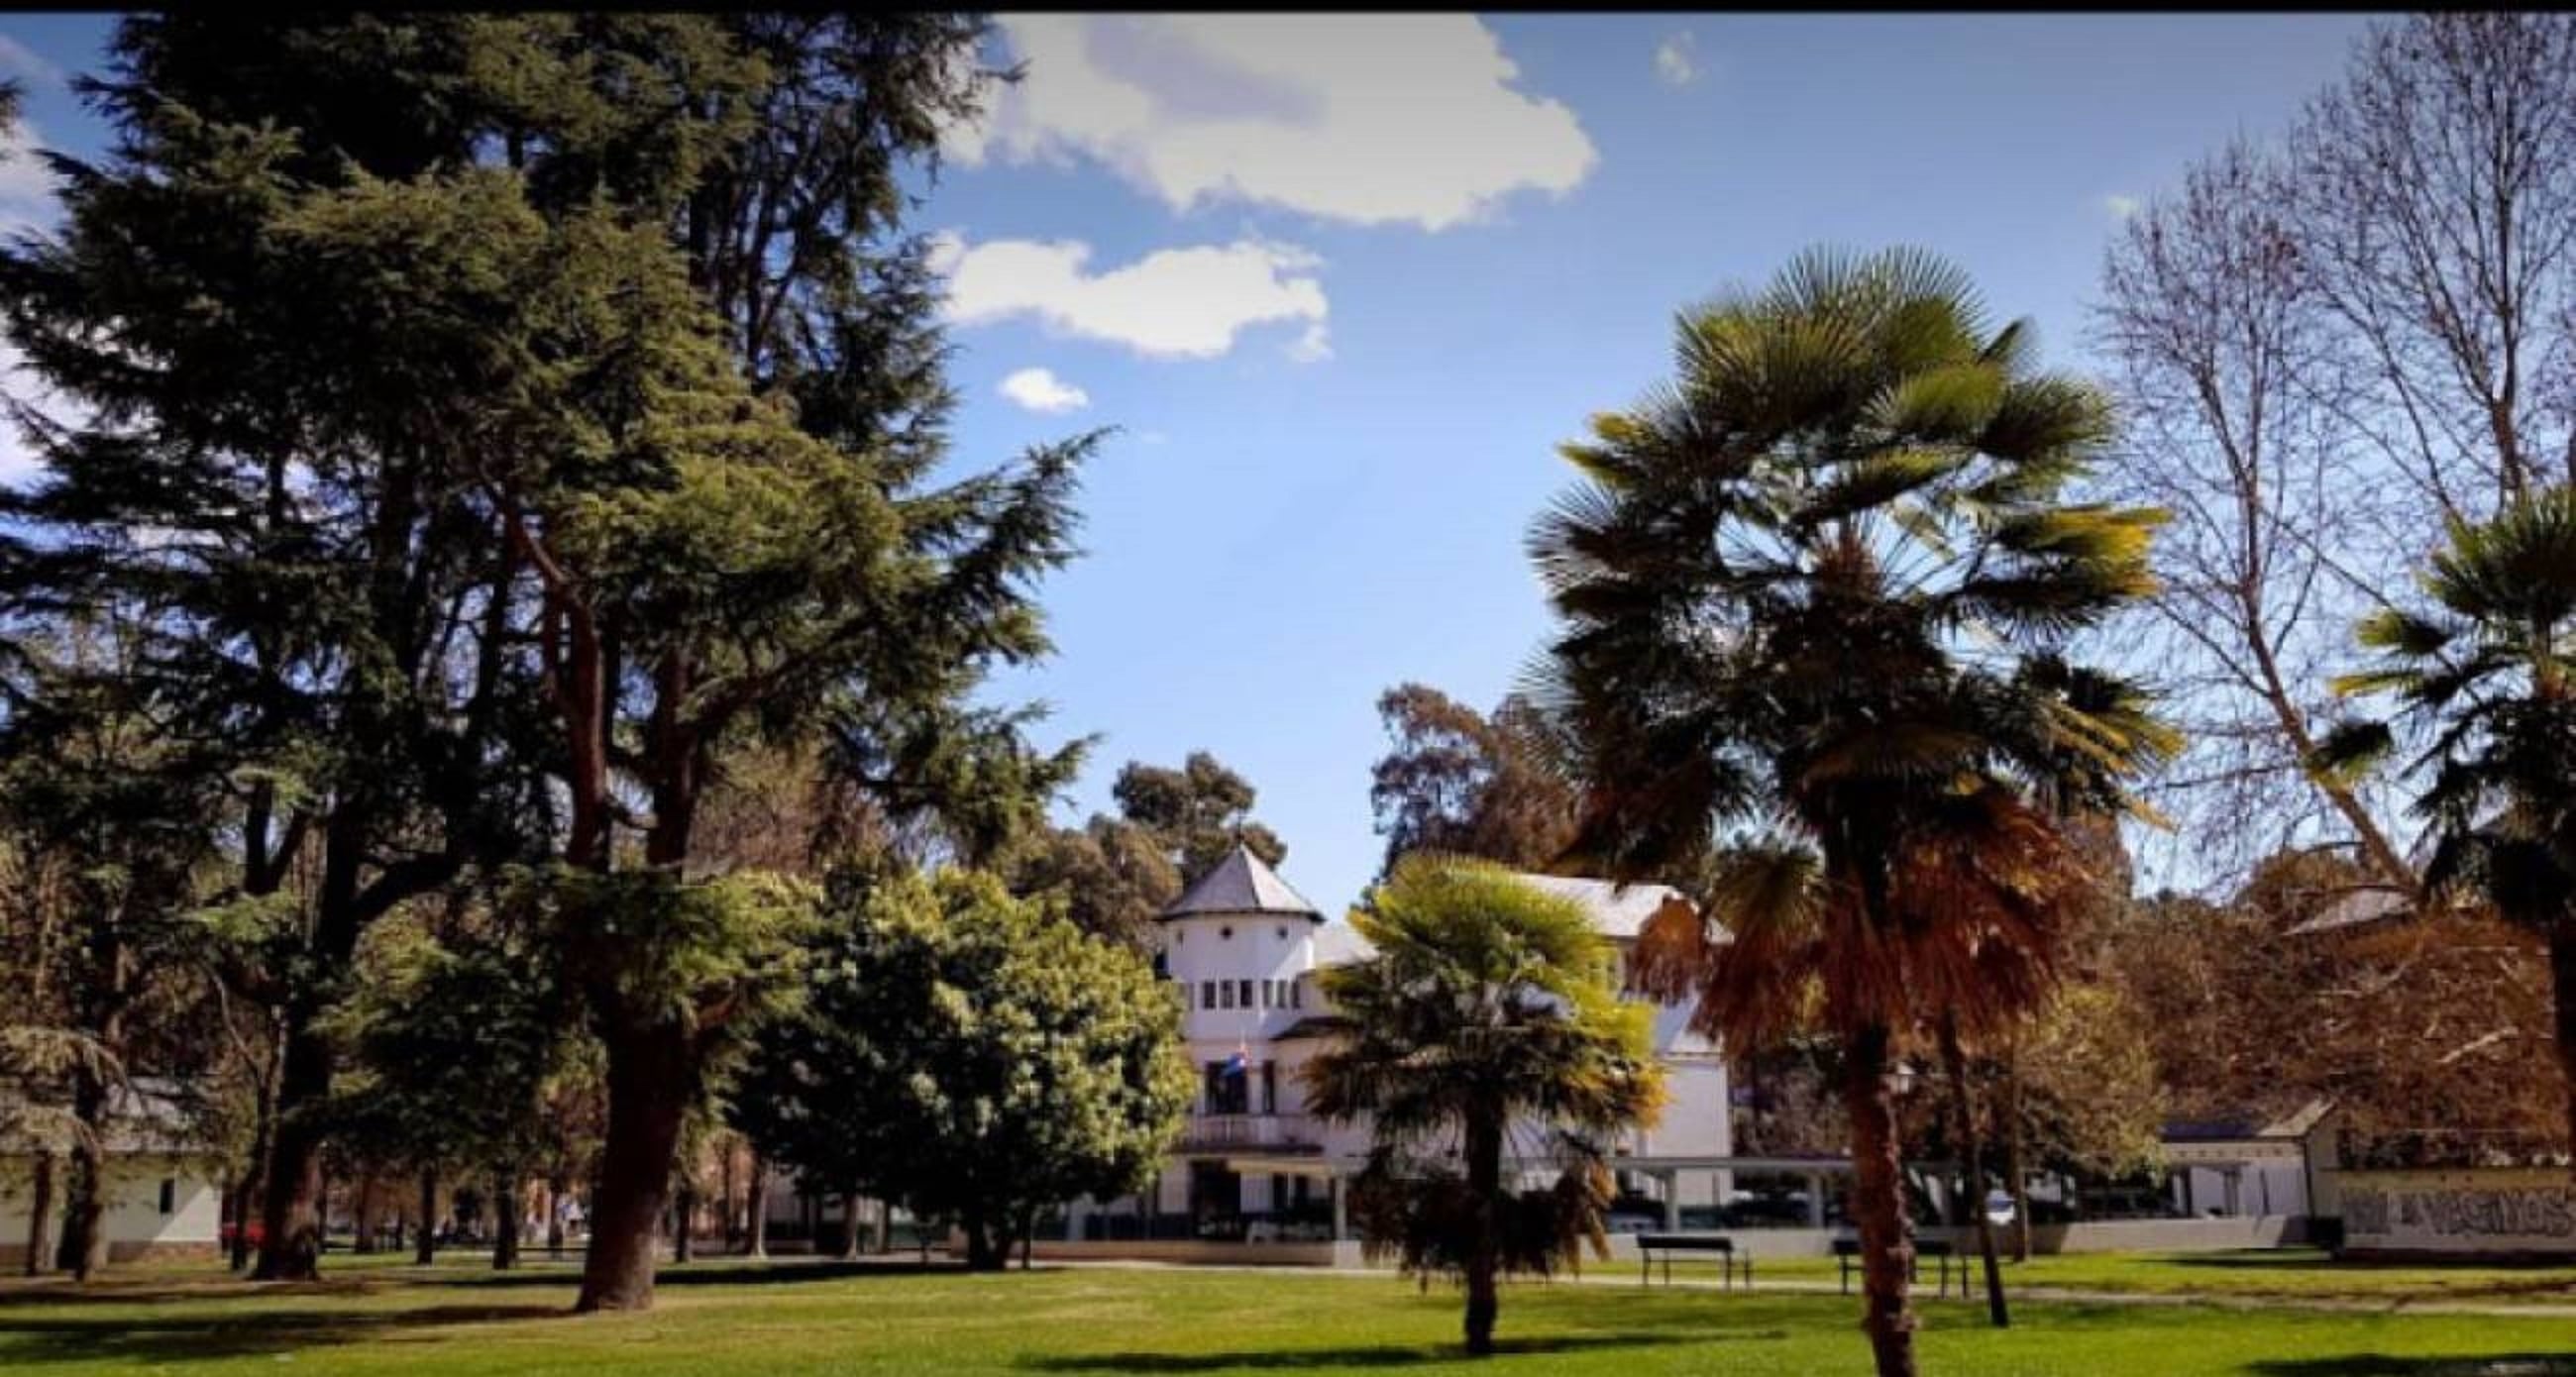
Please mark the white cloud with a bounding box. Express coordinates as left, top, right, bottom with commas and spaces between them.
0, 339, 50, 489
0, 117, 58, 236
1285, 321, 1332, 365
945, 15, 1595, 232
2103, 193, 2142, 221
1655, 32, 1701, 87
999, 366, 1091, 413
934, 232, 1330, 361
0, 33, 61, 88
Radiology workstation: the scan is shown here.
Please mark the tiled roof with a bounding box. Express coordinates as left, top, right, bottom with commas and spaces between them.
1158, 844, 1324, 922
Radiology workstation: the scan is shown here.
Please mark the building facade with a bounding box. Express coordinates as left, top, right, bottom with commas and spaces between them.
1063, 846, 1733, 1245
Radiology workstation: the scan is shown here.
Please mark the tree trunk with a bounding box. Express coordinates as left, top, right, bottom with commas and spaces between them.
1462, 1110, 1503, 1357
252, 1009, 339, 1279
546, 1176, 567, 1259
352, 1171, 378, 1255
493, 1168, 522, 1270
2003, 1054, 2033, 1264
575, 1018, 692, 1312
875, 1196, 891, 1254
1020, 1205, 1037, 1271
836, 1186, 863, 1261
960, 1206, 1000, 1270
744, 1155, 769, 1258
718, 1145, 737, 1253
229, 1037, 279, 1273
414, 1166, 438, 1266
22, 1148, 54, 1277
675, 1184, 696, 1271
62, 1061, 114, 1281
1843, 1021, 1918, 1377
1940, 1017, 2009, 1328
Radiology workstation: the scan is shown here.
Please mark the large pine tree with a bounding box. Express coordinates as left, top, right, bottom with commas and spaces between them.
1, 16, 1089, 1309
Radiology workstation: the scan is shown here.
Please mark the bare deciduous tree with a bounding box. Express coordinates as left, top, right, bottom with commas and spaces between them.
2096, 13, 2576, 898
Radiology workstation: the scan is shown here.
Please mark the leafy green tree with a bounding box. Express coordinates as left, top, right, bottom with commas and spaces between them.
738, 865, 1192, 1270
0, 622, 227, 1279
1000, 817, 1181, 949
1368, 685, 1581, 877
1113, 753, 1287, 882
326, 899, 594, 1271
2322, 486, 2576, 1159
1305, 856, 1663, 1358
5, 16, 1084, 1307
1534, 249, 2171, 1376
0, 17, 557, 1279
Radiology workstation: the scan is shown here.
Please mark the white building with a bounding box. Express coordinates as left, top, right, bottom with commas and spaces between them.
1, 1081, 223, 1268
1060, 846, 1737, 1248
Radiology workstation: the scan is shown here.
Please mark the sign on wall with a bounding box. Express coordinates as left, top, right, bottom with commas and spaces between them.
2337, 1169, 2576, 1258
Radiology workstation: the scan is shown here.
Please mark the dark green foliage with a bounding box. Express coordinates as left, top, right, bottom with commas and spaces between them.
735, 865, 1193, 1269
1305, 856, 1661, 1354
1368, 685, 1581, 877
1112, 752, 1288, 882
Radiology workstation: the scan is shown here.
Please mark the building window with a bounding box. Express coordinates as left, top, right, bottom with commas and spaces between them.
1237, 979, 1253, 1008
1221, 982, 1235, 1009
1257, 981, 1270, 1009
1202, 981, 1216, 1010
159, 1178, 176, 1215
1204, 1061, 1248, 1115
1291, 979, 1303, 1009
1260, 1061, 1277, 1114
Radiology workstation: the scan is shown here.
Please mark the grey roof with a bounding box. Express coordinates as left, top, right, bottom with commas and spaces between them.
1158, 844, 1324, 923
1307, 873, 1694, 966
1311, 923, 1376, 967
1511, 874, 1692, 941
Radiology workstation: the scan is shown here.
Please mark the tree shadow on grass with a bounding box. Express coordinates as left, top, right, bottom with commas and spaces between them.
0, 1302, 563, 1370
1022, 1327, 1775, 1372
446, 1257, 968, 1291
2246, 1357, 2576, 1376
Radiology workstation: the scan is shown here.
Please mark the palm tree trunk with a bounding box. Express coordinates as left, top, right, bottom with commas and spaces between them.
1463, 1110, 1504, 1357
2003, 1054, 2032, 1263
1844, 1021, 1918, 1377
1939, 1016, 2009, 1328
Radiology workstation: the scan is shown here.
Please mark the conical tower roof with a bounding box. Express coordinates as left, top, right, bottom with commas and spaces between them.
1158, 843, 1323, 923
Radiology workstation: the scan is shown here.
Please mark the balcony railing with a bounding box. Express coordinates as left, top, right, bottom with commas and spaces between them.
1177, 1112, 1321, 1152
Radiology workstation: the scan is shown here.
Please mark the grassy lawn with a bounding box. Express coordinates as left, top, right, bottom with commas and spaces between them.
1660, 1247, 2576, 1307
6, 1257, 2576, 1376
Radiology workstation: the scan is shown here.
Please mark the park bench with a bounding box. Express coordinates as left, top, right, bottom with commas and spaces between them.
1833, 1236, 1971, 1299
1636, 1232, 1749, 1290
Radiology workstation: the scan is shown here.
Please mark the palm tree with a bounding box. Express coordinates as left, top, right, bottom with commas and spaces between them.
1531, 248, 2173, 1377
1303, 855, 1664, 1358
2322, 487, 2576, 1160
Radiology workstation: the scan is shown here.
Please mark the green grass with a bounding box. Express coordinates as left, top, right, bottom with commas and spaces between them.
1661, 1247, 2576, 1307
7, 1257, 2576, 1376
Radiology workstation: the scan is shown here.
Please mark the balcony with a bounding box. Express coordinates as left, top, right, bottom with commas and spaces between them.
1176, 1112, 1322, 1154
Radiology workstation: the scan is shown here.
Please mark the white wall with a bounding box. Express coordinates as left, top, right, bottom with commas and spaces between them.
0, 1154, 221, 1255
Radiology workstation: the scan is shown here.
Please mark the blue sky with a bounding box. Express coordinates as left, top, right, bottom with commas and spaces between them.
0, 15, 2379, 916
